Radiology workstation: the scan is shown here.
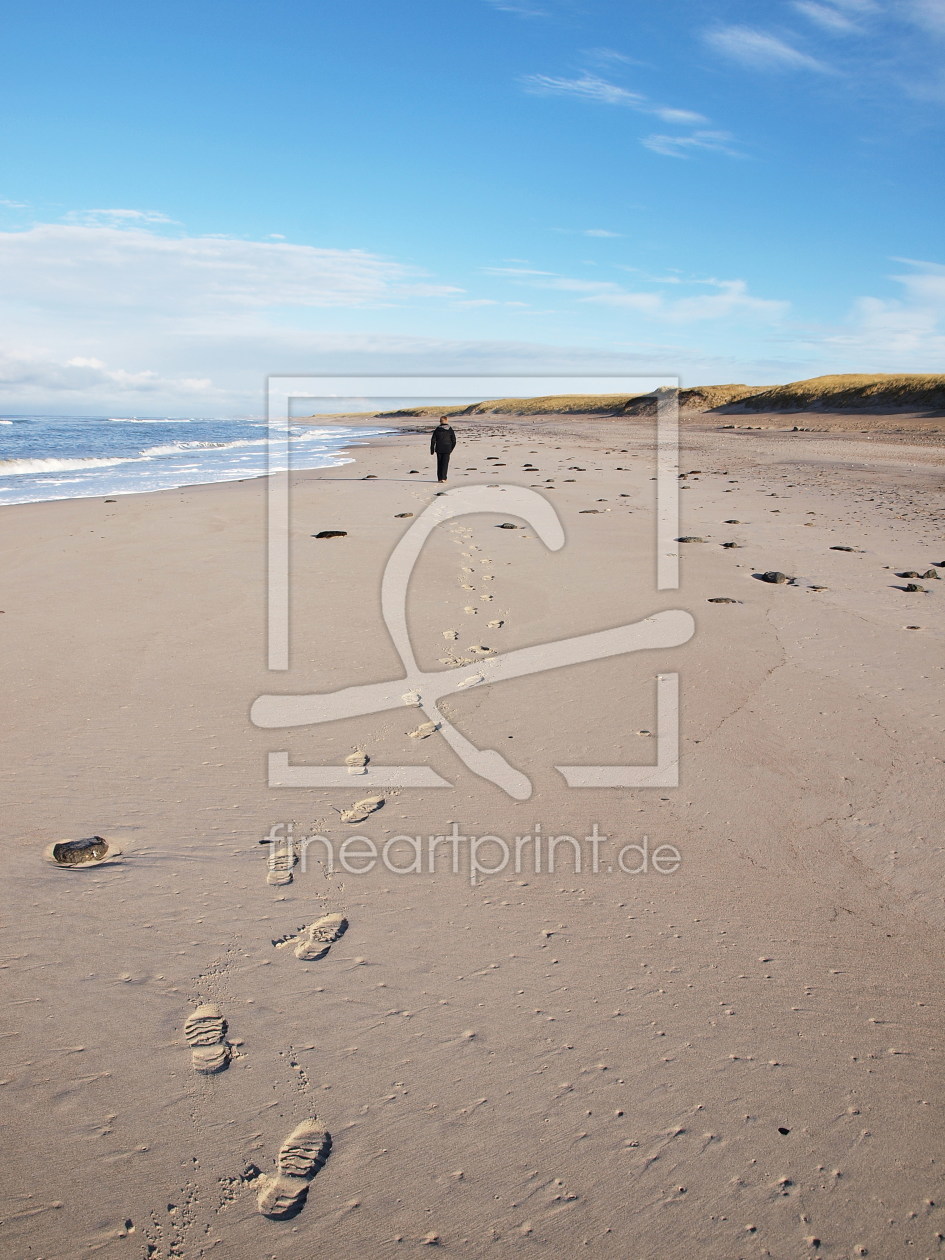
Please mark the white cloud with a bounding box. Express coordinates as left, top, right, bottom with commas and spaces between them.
653, 106, 709, 124
802, 258, 945, 365
0, 220, 464, 410
907, 0, 945, 33
581, 47, 646, 67
67, 208, 180, 226
584, 278, 788, 323
705, 26, 832, 71
521, 73, 733, 157
792, 2, 862, 32
583, 228, 622, 237
643, 130, 741, 158
520, 73, 708, 124
522, 73, 647, 106
0, 222, 457, 315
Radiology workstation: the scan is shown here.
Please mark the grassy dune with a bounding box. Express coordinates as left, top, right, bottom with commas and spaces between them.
728, 373, 945, 412
328, 374, 945, 423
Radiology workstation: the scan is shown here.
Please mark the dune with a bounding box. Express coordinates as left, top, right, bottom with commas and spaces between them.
358, 375, 945, 423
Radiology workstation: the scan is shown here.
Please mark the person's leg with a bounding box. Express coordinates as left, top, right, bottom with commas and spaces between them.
437, 451, 450, 481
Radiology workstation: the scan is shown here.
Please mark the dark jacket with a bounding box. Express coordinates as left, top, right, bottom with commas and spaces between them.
430, 424, 456, 454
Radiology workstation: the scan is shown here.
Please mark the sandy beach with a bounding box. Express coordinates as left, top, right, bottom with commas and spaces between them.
2, 413, 944, 1259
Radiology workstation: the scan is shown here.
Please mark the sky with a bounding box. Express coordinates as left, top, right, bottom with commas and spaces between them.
1, 0, 944, 415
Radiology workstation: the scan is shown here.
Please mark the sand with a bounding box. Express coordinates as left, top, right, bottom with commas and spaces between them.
1, 414, 943, 1258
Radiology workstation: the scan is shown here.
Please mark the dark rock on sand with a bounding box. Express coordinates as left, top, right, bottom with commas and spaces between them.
394, 513, 414, 518
903, 583, 927, 593
497, 522, 518, 529
677, 536, 704, 543
921, 569, 941, 580
830, 546, 857, 552
724, 519, 740, 524
314, 530, 347, 539
50, 836, 111, 866
759, 571, 789, 584
721, 542, 740, 548
707, 597, 740, 604
897, 571, 922, 578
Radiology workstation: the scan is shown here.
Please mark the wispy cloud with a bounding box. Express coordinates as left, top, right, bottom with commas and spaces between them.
584, 279, 789, 323
522, 72, 707, 121
907, 0, 945, 34
797, 258, 945, 366
520, 72, 738, 156
66, 208, 180, 227
792, 2, 863, 33
705, 26, 832, 72
485, 0, 548, 15
580, 47, 647, 67
483, 265, 786, 321
522, 73, 647, 106
642, 130, 741, 159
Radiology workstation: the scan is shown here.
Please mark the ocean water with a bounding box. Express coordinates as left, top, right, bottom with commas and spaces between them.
0, 415, 391, 506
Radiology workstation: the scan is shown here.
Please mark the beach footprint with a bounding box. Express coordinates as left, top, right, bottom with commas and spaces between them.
277, 912, 349, 961
266, 845, 298, 887
256, 1119, 332, 1218
184, 1003, 231, 1074
339, 795, 384, 823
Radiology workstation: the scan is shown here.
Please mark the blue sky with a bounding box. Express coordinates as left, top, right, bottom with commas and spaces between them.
1, 0, 943, 414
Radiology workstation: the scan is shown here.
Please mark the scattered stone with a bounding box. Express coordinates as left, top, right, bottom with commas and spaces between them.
898, 571, 922, 578
760, 571, 789, 584
721, 542, 740, 549
409, 469, 419, 474
580, 509, 602, 514
345, 751, 368, 775
830, 546, 856, 552
46, 836, 115, 867
394, 512, 413, 518
921, 569, 940, 580
905, 625, 921, 630
104, 498, 116, 503
362, 474, 377, 479
314, 530, 347, 539
724, 519, 740, 524
903, 583, 926, 593
707, 597, 740, 604
496, 522, 518, 529
677, 536, 704, 543
409, 721, 439, 739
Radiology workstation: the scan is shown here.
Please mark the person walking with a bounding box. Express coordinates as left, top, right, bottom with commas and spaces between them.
430, 415, 456, 483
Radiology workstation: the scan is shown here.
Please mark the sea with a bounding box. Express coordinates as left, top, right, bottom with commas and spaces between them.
0, 414, 391, 506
